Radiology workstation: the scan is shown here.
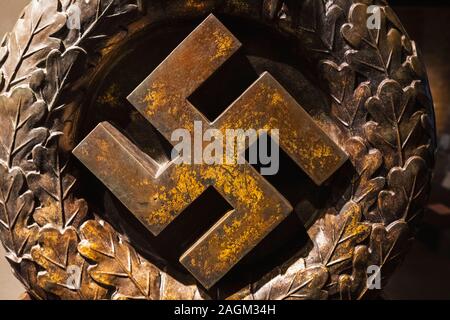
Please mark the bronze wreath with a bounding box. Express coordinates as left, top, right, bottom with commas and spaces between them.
0, 0, 436, 300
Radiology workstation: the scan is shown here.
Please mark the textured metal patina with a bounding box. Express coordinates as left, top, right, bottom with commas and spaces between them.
73, 15, 347, 289
0, 0, 436, 300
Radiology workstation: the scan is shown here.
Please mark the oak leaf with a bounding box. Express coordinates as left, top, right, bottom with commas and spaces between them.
0, 88, 48, 168
307, 202, 371, 274
364, 79, 425, 169
27, 145, 88, 227
1, 0, 66, 90
31, 227, 107, 300
78, 220, 162, 300
378, 156, 429, 224
0, 163, 38, 262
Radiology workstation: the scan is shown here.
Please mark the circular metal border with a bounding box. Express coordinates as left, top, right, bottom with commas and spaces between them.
0, 0, 436, 300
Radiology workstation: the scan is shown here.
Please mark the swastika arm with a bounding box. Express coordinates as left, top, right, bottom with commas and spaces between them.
214, 72, 348, 185
127, 14, 241, 141
180, 163, 293, 289
73, 122, 207, 236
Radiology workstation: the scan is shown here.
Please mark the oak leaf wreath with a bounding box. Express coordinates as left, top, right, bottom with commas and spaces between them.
0, 0, 435, 300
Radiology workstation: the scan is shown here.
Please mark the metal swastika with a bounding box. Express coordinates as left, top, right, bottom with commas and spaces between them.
73, 14, 348, 289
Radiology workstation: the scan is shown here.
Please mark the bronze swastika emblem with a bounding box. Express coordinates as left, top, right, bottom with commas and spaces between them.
73, 14, 348, 289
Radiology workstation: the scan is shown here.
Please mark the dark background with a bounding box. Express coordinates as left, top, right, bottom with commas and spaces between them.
0, 0, 450, 300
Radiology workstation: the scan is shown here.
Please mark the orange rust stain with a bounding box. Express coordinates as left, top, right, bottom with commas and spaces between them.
143, 82, 167, 116
311, 144, 333, 159
146, 166, 204, 227
212, 30, 234, 61
210, 208, 283, 274
270, 92, 284, 106
201, 164, 264, 212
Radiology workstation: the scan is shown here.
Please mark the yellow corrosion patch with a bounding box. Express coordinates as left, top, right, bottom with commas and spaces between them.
212, 30, 234, 61
96, 155, 107, 162
201, 164, 264, 212
146, 166, 204, 227
179, 160, 285, 276
311, 144, 333, 159
218, 227, 255, 263
270, 92, 284, 106
309, 143, 339, 171
143, 82, 167, 116
213, 206, 282, 273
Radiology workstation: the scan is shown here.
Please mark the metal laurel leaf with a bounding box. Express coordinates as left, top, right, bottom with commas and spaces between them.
356, 220, 410, 299
334, 245, 369, 299
1, 0, 66, 91
344, 137, 385, 220
251, 263, 329, 300
364, 79, 426, 169
0, 88, 48, 169
27, 145, 88, 228
306, 202, 371, 275
31, 226, 108, 300
342, 3, 403, 79
378, 156, 429, 224
78, 220, 162, 300
321, 61, 371, 132
284, 0, 345, 55
42, 48, 84, 112
0, 163, 38, 262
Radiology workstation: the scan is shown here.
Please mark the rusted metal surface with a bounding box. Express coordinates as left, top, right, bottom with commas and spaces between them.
74, 14, 347, 289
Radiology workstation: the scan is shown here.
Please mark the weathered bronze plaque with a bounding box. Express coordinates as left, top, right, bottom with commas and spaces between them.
0, 0, 436, 300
